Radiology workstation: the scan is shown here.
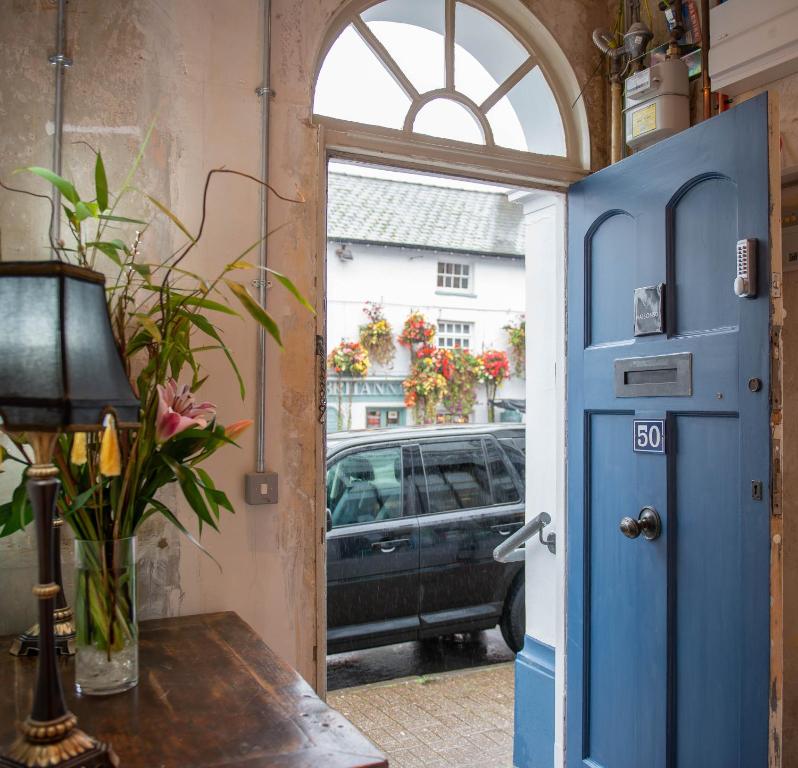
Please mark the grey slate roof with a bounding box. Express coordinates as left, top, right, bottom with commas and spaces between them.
327, 171, 524, 257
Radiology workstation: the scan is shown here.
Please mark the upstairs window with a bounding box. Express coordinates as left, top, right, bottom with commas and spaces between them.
437, 321, 472, 350
314, 0, 566, 156
437, 261, 471, 292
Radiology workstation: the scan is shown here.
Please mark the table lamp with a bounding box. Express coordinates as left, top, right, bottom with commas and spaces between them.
0, 261, 139, 768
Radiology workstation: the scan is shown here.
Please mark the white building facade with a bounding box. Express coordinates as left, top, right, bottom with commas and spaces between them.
326, 169, 526, 431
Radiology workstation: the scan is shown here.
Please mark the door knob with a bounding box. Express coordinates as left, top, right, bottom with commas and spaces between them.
619, 506, 661, 540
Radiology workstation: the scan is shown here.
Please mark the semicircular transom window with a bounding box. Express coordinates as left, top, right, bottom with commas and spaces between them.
313, 0, 567, 156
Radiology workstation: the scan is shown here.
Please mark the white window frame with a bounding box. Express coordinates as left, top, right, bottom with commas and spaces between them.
436, 259, 474, 294
437, 319, 473, 350
312, 0, 591, 189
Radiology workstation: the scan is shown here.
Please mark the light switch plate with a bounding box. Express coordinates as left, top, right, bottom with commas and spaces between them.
245, 472, 278, 505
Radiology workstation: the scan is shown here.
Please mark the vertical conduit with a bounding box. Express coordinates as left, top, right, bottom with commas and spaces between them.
701, 0, 712, 120
49, 0, 72, 249
255, 0, 272, 474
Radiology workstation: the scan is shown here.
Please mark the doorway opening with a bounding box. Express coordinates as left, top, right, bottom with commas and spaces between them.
323, 157, 549, 767
312, 3, 580, 765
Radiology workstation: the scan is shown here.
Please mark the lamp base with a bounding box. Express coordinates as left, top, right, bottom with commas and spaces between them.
9, 609, 76, 657
0, 715, 118, 768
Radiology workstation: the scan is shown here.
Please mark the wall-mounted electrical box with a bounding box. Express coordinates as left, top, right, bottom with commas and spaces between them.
710, 0, 798, 96
624, 58, 690, 151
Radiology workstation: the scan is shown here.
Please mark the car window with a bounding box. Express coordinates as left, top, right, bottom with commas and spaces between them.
420, 439, 491, 513
499, 437, 526, 484
486, 439, 521, 504
327, 446, 403, 528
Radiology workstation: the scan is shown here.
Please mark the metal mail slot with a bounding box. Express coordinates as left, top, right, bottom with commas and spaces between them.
614, 352, 692, 397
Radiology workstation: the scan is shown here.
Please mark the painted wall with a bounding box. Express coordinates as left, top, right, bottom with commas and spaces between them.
0, 0, 607, 692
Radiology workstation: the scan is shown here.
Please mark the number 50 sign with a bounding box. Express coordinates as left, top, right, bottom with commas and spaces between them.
633, 419, 666, 454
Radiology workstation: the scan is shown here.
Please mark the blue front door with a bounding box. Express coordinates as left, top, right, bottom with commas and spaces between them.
566, 94, 772, 767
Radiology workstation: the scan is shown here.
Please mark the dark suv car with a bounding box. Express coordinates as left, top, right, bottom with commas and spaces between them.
326, 424, 526, 655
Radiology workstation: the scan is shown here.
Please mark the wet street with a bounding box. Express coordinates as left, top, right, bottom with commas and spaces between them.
327, 627, 515, 691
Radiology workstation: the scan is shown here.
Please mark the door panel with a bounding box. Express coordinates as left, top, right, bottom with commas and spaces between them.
588, 212, 637, 346
671, 176, 739, 334
586, 413, 666, 768
567, 94, 771, 768
673, 414, 751, 767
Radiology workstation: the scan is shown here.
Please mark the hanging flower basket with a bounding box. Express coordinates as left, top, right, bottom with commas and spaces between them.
503, 317, 526, 377
398, 311, 436, 348
328, 340, 370, 430
439, 348, 481, 419
403, 367, 448, 424
477, 349, 511, 422
358, 301, 395, 366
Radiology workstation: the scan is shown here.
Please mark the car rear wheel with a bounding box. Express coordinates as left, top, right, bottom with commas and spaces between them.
500, 575, 525, 653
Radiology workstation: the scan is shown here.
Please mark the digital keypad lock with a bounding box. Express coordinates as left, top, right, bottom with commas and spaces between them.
734, 238, 757, 298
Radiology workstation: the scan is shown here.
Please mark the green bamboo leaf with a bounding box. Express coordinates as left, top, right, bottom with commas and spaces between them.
98, 213, 148, 224
227, 260, 315, 315
86, 241, 123, 267
95, 152, 109, 211
74, 203, 92, 222
266, 268, 316, 315
0, 502, 11, 534
226, 259, 257, 271
133, 313, 163, 343
139, 191, 195, 242
195, 467, 234, 514
74, 201, 100, 222
160, 455, 218, 532
143, 497, 222, 571
194, 468, 219, 519
185, 313, 245, 399
167, 294, 239, 316
0, 481, 32, 537
224, 279, 282, 347
66, 483, 102, 517
63, 205, 78, 229
131, 263, 151, 279
20, 166, 79, 205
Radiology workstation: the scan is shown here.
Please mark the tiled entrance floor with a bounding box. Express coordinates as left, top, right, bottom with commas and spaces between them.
328, 662, 515, 768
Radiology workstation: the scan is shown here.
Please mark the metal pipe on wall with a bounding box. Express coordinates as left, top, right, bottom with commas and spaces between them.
255, 0, 272, 475
701, 0, 712, 120
49, 0, 72, 248
611, 80, 623, 164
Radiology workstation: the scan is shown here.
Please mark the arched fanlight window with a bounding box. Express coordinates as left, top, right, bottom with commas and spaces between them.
314, 0, 567, 157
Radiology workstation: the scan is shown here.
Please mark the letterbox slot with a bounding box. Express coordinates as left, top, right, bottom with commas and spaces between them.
614, 352, 691, 397
625, 368, 677, 385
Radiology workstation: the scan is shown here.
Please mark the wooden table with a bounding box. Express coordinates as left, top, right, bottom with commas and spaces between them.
0, 612, 388, 767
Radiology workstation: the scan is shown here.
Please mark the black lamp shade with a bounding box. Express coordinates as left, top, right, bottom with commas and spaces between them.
0, 261, 140, 431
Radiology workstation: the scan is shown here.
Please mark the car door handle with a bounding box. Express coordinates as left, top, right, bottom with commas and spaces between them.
372, 538, 409, 553
491, 523, 523, 537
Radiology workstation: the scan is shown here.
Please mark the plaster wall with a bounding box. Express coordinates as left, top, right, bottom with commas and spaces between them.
0, 0, 607, 691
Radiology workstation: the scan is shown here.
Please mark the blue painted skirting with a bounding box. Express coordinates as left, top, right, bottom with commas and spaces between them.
514, 635, 555, 768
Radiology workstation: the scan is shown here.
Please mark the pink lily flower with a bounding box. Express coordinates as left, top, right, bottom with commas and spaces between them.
156, 379, 217, 443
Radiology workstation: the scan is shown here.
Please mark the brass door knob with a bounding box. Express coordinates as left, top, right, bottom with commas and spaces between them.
619, 506, 661, 541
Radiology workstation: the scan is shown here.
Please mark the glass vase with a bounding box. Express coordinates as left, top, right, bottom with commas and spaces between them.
74, 536, 138, 695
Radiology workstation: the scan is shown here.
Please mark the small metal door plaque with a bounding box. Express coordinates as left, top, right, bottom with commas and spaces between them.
633, 419, 666, 454
634, 283, 665, 335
